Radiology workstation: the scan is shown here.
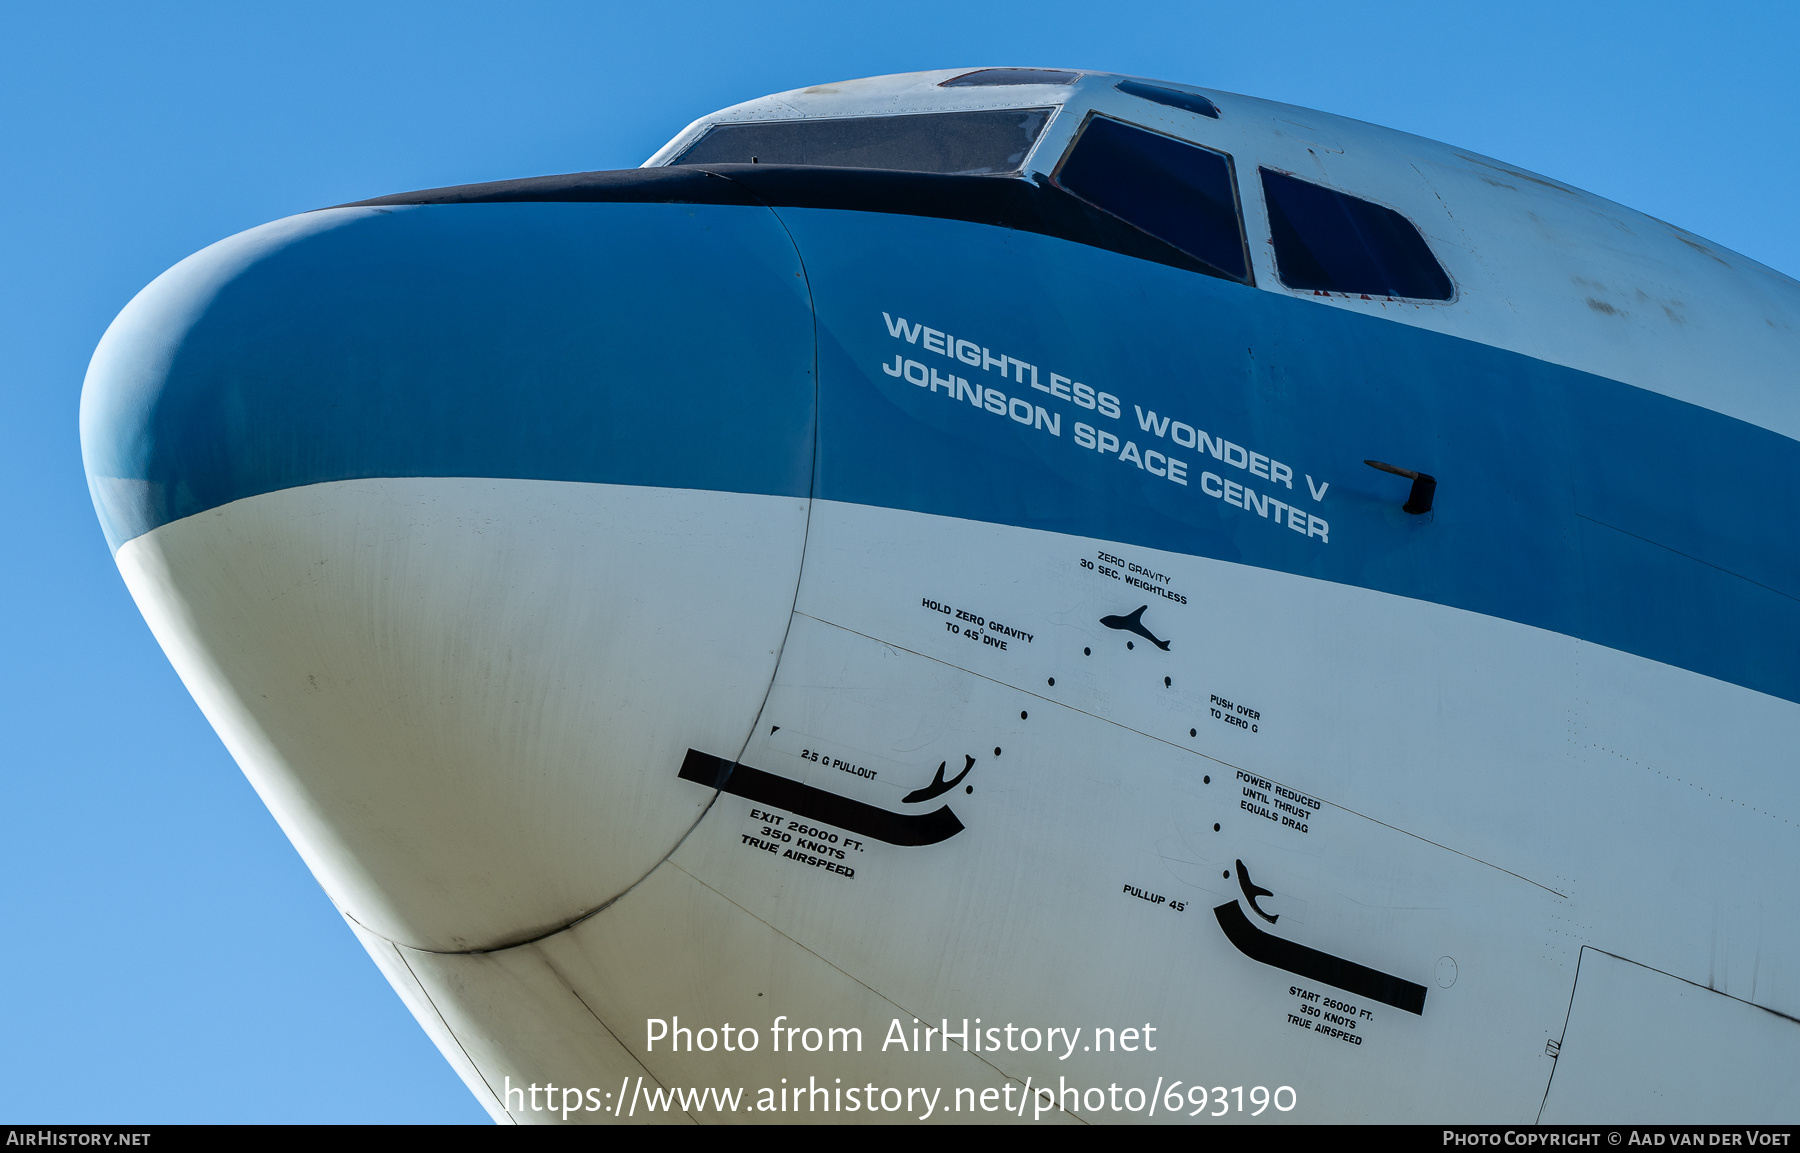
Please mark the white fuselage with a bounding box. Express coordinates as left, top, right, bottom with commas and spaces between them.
85, 68, 1800, 1123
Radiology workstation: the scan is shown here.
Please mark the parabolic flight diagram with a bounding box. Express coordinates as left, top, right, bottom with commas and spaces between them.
80, 67, 1800, 1124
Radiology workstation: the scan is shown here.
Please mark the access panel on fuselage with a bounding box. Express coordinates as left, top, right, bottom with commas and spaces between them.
671, 613, 1571, 1120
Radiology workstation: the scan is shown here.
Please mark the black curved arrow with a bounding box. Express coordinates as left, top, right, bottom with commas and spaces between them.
902, 755, 976, 804
1099, 605, 1170, 650
1235, 859, 1278, 924
1214, 901, 1426, 1014
678, 750, 964, 846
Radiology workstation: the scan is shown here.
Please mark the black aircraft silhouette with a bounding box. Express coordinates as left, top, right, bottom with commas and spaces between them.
1099, 605, 1170, 650
902, 754, 976, 804
1236, 858, 1278, 924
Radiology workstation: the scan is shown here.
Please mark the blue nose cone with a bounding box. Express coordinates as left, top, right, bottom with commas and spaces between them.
81, 198, 817, 551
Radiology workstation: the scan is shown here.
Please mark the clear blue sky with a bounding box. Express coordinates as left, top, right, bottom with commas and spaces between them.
3, 0, 1795, 1123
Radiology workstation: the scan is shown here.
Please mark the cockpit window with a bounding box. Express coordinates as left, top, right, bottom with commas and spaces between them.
940, 68, 1079, 87
1053, 113, 1249, 283
1259, 169, 1453, 300
669, 108, 1054, 175
1114, 80, 1219, 119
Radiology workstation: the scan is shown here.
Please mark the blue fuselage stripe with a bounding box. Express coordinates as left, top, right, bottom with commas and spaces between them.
781, 207, 1799, 705
80, 200, 1800, 705
80, 203, 818, 551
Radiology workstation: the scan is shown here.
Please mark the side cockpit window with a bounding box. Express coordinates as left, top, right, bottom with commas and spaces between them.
1053, 113, 1250, 283
1259, 169, 1453, 300
669, 109, 1053, 175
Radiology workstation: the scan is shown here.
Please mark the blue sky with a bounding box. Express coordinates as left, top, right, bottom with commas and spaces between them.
3, 1, 1795, 1123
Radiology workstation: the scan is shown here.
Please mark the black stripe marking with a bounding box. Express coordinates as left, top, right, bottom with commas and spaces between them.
333, 166, 1238, 283
1214, 900, 1427, 1015
678, 749, 965, 847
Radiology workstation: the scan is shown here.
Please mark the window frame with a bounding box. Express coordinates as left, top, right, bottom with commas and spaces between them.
939, 67, 1080, 88
1113, 80, 1221, 120
1254, 165, 1459, 304
667, 107, 1062, 177
1049, 110, 1254, 286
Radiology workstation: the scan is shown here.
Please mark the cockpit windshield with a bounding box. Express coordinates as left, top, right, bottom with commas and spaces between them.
667, 108, 1055, 175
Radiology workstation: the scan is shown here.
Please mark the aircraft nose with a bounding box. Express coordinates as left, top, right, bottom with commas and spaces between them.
80, 195, 817, 951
